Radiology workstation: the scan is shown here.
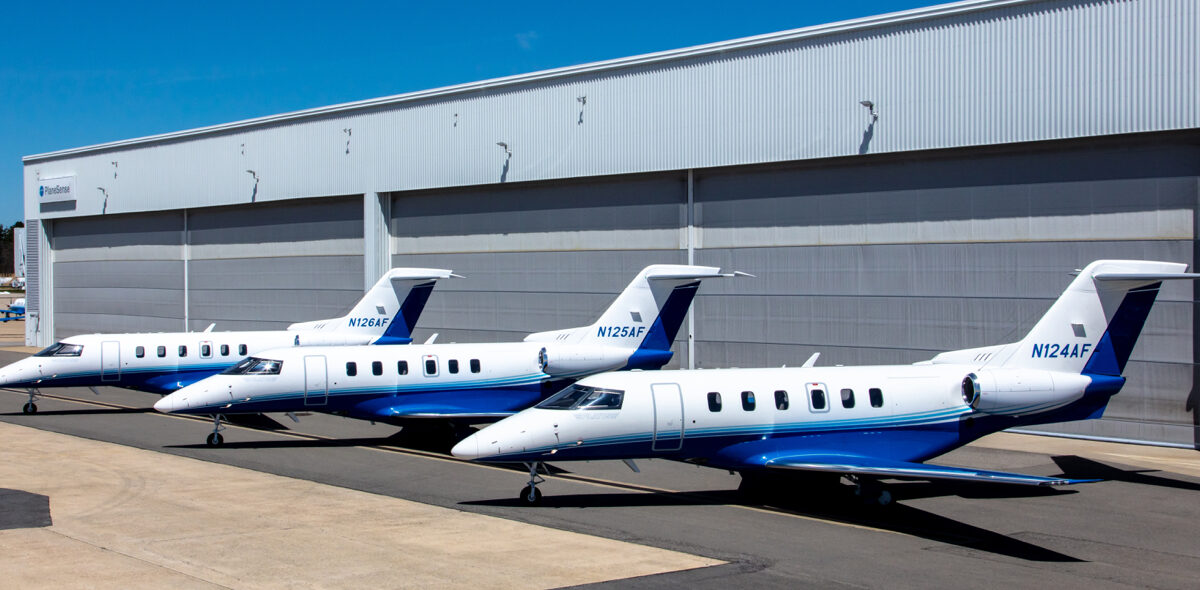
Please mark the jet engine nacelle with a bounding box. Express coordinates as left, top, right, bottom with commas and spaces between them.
961, 369, 1091, 416
537, 345, 630, 377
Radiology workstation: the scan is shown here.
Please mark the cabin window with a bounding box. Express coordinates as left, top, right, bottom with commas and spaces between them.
741, 391, 756, 411
774, 390, 789, 410
841, 388, 855, 408
157, 346, 166, 358
470, 359, 481, 373
346, 362, 357, 377
448, 359, 459, 374
178, 345, 188, 358
869, 388, 884, 408
372, 361, 383, 376
200, 344, 212, 358
707, 392, 722, 412
135, 346, 145, 358
220, 344, 230, 356
238, 344, 247, 356
424, 358, 438, 376
397, 360, 408, 375
809, 388, 827, 411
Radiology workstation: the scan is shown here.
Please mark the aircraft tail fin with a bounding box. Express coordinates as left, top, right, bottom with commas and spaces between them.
525, 264, 742, 370
936, 260, 1199, 376
289, 268, 458, 344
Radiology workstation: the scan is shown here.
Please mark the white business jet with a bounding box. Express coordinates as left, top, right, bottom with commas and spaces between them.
453, 260, 1198, 505
155, 265, 744, 446
0, 268, 456, 413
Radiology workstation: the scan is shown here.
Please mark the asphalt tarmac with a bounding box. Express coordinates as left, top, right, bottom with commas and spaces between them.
1, 349, 1198, 589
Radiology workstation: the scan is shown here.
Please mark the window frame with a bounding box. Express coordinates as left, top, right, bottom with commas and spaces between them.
741, 391, 756, 411
707, 392, 722, 412
806, 382, 829, 413
840, 388, 855, 409
869, 388, 884, 408
774, 390, 789, 411
346, 362, 358, 377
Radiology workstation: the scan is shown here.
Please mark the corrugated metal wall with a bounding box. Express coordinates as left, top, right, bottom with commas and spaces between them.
185, 196, 364, 331
23, 0, 1200, 218
390, 174, 689, 358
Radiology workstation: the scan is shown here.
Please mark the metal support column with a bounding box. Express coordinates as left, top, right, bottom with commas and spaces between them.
363, 192, 391, 291
686, 169, 696, 370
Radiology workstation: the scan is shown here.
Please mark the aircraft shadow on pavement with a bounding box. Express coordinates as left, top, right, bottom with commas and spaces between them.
0, 488, 52, 530
1, 407, 154, 417
462, 483, 1083, 563
164, 430, 465, 454
1052, 455, 1200, 492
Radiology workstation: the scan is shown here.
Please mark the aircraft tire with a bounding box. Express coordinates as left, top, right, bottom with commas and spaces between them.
22, 402, 37, 415
206, 432, 224, 447
519, 485, 543, 505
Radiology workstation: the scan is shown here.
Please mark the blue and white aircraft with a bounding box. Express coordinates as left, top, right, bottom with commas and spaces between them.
453, 260, 1198, 505
0, 268, 456, 414
154, 265, 741, 446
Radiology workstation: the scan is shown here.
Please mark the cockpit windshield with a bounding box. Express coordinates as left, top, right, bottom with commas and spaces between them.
222, 357, 283, 375
33, 342, 84, 357
537, 384, 624, 410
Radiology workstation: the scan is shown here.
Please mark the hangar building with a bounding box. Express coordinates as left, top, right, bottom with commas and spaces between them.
22, 0, 1200, 446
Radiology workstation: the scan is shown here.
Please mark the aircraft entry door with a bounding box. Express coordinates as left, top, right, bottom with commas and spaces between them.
651, 383, 684, 451
303, 355, 328, 406
100, 341, 120, 382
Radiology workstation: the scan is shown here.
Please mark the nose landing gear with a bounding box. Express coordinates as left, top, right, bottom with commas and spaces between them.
206, 414, 226, 447
520, 461, 546, 505
22, 388, 39, 414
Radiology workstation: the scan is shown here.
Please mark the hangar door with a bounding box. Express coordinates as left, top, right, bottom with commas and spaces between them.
186, 196, 364, 331
51, 212, 186, 338
388, 173, 689, 361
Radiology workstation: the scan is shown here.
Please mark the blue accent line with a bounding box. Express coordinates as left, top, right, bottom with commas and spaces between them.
374, 281, 435, 345
623, 282, 700, 370
1082, 283, 1161, 376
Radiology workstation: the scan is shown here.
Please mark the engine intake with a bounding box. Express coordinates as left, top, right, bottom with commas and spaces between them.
538, 346, 629, 377
961, 369, 1090, 416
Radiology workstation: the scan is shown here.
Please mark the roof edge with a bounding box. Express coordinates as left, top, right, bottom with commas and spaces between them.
24, 0, 1033, 163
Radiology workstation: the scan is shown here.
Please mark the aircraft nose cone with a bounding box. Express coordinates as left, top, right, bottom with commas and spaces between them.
451, 434, 480, 460
152, 395, 176, 413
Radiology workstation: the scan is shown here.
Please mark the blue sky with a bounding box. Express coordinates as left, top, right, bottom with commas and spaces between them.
2, 0, 946, 225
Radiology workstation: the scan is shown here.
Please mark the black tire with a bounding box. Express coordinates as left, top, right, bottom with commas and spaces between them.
206, 432, 224, 447
520, 485, 543, 505
22, 402, 37, 415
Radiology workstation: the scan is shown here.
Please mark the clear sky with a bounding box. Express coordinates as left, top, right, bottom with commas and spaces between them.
2, 0, 948, 225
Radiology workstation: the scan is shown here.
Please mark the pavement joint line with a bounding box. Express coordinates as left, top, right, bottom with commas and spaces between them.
0, 389, 934, 537
45, 527, 236, 590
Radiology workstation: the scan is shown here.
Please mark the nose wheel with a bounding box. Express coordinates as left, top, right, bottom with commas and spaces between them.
22, 388, 39, 414
206, 414, 226, 447
519, 462, 546, 505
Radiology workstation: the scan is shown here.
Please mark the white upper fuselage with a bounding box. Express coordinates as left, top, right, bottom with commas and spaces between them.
0, 329, 377, 394
153, 341, 630, 418
452, 363, 1099, 466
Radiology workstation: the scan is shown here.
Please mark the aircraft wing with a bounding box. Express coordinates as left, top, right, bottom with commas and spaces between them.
758, 453, 1098, 486
360, 403, 517, 420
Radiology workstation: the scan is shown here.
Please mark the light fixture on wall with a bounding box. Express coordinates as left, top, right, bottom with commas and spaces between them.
496, 141, 511, 156
860, 100, 878, 122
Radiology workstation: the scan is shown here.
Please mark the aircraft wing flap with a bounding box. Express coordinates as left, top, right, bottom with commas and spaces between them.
760, 453, 1098, 486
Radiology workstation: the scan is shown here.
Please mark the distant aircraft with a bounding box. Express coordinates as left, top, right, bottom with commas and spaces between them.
0, 268, 456, 413
453, 260, 1198, 505
154, 265, 743, 446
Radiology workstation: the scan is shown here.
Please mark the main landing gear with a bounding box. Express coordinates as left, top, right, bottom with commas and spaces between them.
849, 475, 893, 506
22, 388, 39, 414
520, 461, 546, 505
206, 414, 226, 447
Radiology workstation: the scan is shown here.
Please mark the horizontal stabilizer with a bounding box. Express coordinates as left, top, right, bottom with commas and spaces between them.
1093, 272, 1200, 282
761, 453, 1098, 487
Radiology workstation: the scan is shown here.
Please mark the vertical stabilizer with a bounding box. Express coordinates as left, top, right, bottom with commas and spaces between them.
289, 268, 457, 343
524, 264, 737, 369
986, 260, 1197, 375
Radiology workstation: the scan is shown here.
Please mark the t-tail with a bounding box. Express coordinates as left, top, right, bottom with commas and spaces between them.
288, 268, 458, 344
524, 264, 743, 375
931, 260, 1200, 417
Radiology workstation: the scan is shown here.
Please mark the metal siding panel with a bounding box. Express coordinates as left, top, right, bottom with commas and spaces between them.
24, 0, 1200, 218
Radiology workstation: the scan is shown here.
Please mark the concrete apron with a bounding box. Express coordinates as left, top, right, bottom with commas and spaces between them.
0, 422, 721, 589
